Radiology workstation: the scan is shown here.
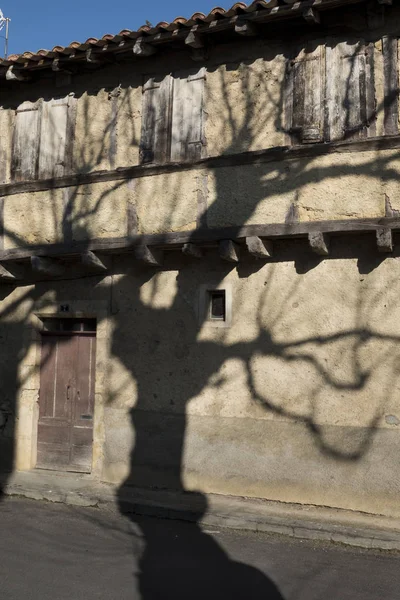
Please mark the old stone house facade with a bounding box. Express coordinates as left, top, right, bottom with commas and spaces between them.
0, 0, 400, 518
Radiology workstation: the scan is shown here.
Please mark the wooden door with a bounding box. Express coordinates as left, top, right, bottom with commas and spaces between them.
37, 322, 96, 473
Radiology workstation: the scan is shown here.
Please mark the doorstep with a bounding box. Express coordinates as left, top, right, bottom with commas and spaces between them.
2, 469, 400, 551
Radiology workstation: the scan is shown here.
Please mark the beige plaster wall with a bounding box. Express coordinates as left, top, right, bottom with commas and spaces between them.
2, 28, 400, 519
72, 84, 142, 173
133, 170, 201, 234
206, 149, 399, 227
0, 284, 37, 472
1, 245, 400, 516
205, 53, 287, 157
73, 89, 112, 173
3, 180, 133, 249
93, 248, 400, 517
113, 86, 142, 170
4, 144, 400, 247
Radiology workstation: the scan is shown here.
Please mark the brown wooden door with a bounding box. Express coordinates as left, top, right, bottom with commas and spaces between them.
37, 329, 96, 473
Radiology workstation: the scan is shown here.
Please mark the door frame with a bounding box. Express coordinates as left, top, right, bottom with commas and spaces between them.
15, 309, 108, 479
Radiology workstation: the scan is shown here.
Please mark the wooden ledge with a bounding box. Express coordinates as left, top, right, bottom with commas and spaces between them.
1, 217, 400, 264
1, 134, 400, 199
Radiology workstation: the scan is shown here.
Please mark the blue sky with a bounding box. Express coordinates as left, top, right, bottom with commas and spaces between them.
1, 1, 236, 56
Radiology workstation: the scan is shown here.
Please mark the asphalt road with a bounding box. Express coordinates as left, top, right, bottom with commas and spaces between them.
0, 497, 399, 600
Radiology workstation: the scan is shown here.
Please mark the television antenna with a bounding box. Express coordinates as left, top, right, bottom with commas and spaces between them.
0, 9, 11, 58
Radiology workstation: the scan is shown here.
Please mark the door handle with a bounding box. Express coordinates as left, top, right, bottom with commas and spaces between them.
67, 385, 71, 401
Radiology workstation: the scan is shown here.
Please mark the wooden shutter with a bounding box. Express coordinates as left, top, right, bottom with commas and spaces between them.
38, 96, 70, 179
11, 101, 40, 181
285, 46, 324, 144
170, 67, 206, 161
326, 41, 376, 141
140, 74, 172, 164
382, 36, 399, 136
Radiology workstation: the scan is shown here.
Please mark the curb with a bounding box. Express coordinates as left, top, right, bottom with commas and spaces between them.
3, 473, 400, 551
116, 493, 400, 552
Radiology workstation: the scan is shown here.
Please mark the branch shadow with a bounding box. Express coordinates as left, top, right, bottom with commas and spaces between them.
2, 22, 400, 599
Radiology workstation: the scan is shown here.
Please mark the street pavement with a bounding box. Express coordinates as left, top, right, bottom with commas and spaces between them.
0, 496, 399, 599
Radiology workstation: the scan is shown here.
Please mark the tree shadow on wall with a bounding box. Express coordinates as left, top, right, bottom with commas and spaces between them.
111, 31, 400, 597
111, 238, 400, 599
2, 21, 400, 600
110, 263, 287, 599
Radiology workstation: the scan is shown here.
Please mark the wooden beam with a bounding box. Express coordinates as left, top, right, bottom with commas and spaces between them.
5, 217, 400, 265
219, 240, 240, 263
134, 245, 163, 266
308, 232, 329, 256
234, 20, 258, 36
86, 48, 100, 64
246, 236, 273, 259
2, 134, 400, 201
51, 59, 73, 74
0, 264, 17, 281
185, 27, 204, 49
0, 198, 3, 251
303, 8, 321, 23
80, 251, 108, 272
6, 67, 30, 82
182, 243, 203, 258
133, 37, 156, 57
31, 256, 65, 277
382, 36, 399, 136
376, 227, 393, 252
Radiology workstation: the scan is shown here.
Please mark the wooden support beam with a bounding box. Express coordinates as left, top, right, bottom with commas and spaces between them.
185, 27, 204, 49
133, 37, 156, 57
234, 20, 258, 36
6, 66, 30, 82
80, 251, 108, 272
7, 216, 400, 266
86, 48, 100, 64
219, 240, 240, 263
31, 256, 65, 277
182, 243, 203, 259
51, 59, 73, 74
0, 264, 17, 281
308, 232, 329, 256
3, 135, 400, 202
376, 227, 393, 252
134, 245, 163, 266
246, 236, 273, 259
303, 8, 321, 24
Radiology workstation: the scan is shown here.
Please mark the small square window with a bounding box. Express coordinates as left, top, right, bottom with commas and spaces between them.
209, 290, 226, 321
199, 284, 232, 328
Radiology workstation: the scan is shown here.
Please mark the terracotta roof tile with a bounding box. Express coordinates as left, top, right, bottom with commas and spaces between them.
0, 0, 365, 71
